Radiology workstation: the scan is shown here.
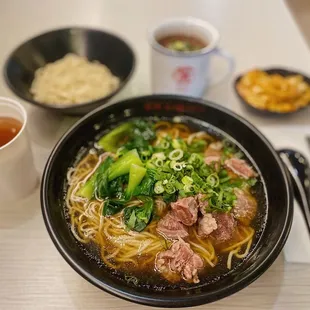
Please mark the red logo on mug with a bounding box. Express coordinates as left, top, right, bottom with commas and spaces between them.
172, 66, 194, 85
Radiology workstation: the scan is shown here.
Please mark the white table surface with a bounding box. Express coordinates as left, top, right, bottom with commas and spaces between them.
1, 0, 310, 309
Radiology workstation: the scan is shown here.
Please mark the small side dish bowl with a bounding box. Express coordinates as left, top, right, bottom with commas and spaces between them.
234, 68, 310, 116
4, 27, 135, 116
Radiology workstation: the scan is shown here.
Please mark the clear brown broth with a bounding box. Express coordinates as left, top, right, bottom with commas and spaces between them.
157, 34, 207, 52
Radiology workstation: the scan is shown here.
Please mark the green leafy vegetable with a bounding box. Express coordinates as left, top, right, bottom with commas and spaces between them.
126, 164, 147, 198
76, 174, 96, 199
123, 197, 154, 232
98, 120, 156, 156
76, 176, 95, 199
103, 198, 128, 216
108, 149, 143, 181
123, 120, 156, 154
108, 174, 128, 198
98, 123, 133, 152
133, 169, 157, 196
95, 156, 114, 198
77, 157, 114, 199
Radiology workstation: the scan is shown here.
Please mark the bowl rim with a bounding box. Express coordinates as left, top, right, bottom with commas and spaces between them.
233, 67, 310, 116
3, 26, 136, 112
41, 94, 293, 307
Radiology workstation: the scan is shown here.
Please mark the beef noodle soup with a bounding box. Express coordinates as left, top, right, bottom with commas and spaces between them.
65, 119, 265, 286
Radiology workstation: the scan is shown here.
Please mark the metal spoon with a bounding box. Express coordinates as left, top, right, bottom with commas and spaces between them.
278, 149, 310, 235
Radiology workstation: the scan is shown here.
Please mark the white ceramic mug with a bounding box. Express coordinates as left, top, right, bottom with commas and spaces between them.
149, 17, 234, 96
0, 97, 38, 202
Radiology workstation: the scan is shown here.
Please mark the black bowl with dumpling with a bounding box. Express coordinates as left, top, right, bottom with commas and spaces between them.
41, 95, 292, 307
4, 27, 135, 116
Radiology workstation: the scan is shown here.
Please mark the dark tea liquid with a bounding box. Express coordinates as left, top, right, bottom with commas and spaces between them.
0, 117, 22, 147
158, 35, 207, 52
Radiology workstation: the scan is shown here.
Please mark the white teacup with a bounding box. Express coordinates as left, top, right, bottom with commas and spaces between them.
0, 97, 38, 202
149, 17, 234, 97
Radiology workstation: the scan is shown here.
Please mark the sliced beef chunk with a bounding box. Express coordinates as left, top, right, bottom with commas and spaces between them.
155, 239, 204, 283
224, 158, 256, 179
198, 214, 218, 237
155, 252, 171, 274
196, 193, 209, 216
169, 240, 193, 272
233, 188, 257, 225
212, 212, 236, 242
171, 197, 198, 226
183, 253, 204, 283
157, 212, 189, 239
205, 155, 221, 165
204, 142, 223, 165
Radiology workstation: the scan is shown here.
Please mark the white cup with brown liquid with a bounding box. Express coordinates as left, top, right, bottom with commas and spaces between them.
0, 97, 38, 202
149, 17, 234, 96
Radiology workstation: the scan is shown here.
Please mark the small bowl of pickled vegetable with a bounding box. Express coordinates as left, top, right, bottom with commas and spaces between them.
234, 68, 310, 115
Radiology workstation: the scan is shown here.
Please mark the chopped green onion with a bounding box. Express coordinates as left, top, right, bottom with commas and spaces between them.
174, 181, 184, 190
184, 184, 194, 193
234, 151, 244, 159
154, 158, 164, 167
172, 139, 181, 149
161, 140, 170, 149
207, 188, 218, 196
152, 152, 166, 160
188, 153, 204, 168
185, 164, 194, 171
220, 176, 231, 183
182, 176, 193, 185
217, 189, 224, 205
154, 181, 165, 194
165, 183, 176, 194
140, 150, 152, 161
206, 173, 220, 187
219, 169, 228, 178
155, 138, 170, 150
170, 161, 183, 171
169, 149, 184, 161
248, 178, 257, 186
173, 163, 182, 171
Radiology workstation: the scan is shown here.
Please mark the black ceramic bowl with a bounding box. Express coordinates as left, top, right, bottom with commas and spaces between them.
234, 68, 310, 116
4, 27, 135, 116
41, 95, 293, 307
